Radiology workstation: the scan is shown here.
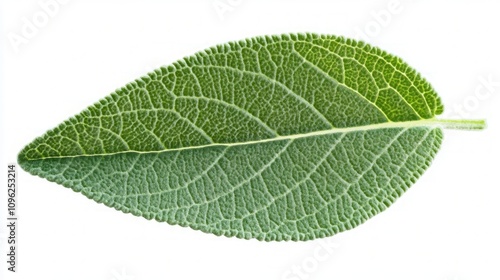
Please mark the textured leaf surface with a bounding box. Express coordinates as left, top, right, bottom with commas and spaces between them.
19, 33, 465, 241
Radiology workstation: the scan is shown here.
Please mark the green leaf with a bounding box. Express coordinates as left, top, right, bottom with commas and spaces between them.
18, 33, 485, 241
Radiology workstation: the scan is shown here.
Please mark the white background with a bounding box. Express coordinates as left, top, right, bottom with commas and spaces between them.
1, 1, 499, 279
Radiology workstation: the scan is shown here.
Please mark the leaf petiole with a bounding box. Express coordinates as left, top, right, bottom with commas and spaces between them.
432, 119, 486, 130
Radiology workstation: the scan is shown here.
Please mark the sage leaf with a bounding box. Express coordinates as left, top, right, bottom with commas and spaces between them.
18, 34, 485, 241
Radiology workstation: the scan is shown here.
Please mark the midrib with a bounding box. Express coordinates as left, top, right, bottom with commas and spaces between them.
23, 118, 485, 161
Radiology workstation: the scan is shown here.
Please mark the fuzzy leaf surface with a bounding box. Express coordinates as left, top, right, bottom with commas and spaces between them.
19, 34, 446, 241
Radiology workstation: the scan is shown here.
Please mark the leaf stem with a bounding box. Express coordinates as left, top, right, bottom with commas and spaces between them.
432, 119, 486, 130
